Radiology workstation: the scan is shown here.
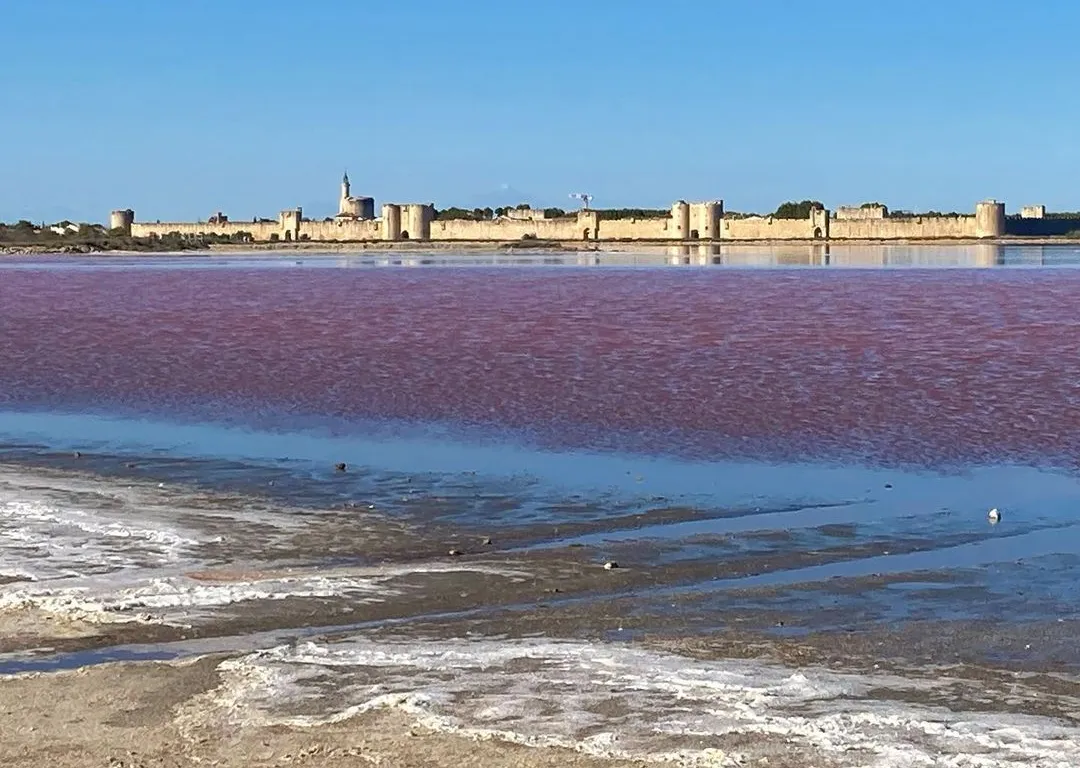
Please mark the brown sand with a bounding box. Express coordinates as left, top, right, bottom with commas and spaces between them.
0, 656, 647, 768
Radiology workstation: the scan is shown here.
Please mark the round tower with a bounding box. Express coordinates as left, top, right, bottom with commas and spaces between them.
405, 204, 432, 240
339, 197, 364, 218
109, 209, 134, 234
670, 200, 690, 240
975, 200, 1005, 238
700, 201, 722, 239
382, 204, 402, 241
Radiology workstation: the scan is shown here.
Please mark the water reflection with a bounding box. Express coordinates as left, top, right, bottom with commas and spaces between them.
5, 244, 1080, 271
661, 243, 1011, 268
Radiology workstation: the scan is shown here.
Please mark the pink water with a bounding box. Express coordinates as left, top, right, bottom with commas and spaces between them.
2, 263, 1079, 468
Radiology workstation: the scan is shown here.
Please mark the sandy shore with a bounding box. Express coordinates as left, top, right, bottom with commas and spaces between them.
0, 657, 647, 768
4, 456, 1080, 766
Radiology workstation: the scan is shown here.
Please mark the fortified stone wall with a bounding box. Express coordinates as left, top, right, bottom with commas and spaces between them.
118, 200, 1020, 243
302, 218, 381, 241
1005, 216, 1080, 237
428, 212, 599, 241
835, 205, 888, 220
596, 217, 671, 240
722, 216, 822, 240
130, 221, 281, 240
830, 216, 977, 240
504, 208, 549, 222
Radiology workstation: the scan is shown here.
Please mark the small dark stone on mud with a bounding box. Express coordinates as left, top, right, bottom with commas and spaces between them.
884, 483, 893, 489
335, 463, 347, 472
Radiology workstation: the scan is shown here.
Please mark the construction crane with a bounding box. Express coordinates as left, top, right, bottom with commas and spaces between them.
569, 192, 593, 210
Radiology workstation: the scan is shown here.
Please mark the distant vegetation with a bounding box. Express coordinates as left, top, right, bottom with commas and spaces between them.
595, 208, 670, 220
0, 220, 251, 252
887, 210, 963, 218
772, 201, 824, 219
433, 207, 489, 221
1045, 211, 1080, 220
433, 203, 572, 221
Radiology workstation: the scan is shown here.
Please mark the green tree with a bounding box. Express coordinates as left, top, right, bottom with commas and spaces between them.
433, 207, 475, 220
773, 200, 824, 219
596, 208, 669, 221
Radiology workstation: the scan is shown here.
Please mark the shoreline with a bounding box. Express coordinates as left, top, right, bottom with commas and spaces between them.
3, 446, 1080, 765
4, 235, 1080, 257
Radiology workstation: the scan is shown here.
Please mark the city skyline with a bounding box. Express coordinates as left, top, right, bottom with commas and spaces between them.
4, 0, 1080, 222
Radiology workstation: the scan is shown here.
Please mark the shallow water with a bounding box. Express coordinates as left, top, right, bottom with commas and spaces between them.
2, 253, 1080, 604
3, 250, 1080, 761
5, 251, 1080, 470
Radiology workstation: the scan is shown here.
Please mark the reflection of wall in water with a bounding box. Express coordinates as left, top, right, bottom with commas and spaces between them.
998, 246, 1054, 266
823, 244, 1001, 267
713, 245, 829, 267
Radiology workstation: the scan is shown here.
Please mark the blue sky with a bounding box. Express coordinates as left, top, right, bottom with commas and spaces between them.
4, 0, 1080, 223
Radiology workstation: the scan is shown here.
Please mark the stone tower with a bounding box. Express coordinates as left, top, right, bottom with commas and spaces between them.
688, 201, 723, 240
403, 204, 433, 240
974, 200, 1006, 239
339, 172, 351, 215
109, 209, 134, 234
670, 201, 690, 240
382, 204, 402, 241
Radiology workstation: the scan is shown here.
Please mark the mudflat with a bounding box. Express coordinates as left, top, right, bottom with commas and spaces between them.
0, 657, 646, 768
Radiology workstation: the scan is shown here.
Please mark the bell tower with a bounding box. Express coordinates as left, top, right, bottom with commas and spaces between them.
339, 171, 351, 215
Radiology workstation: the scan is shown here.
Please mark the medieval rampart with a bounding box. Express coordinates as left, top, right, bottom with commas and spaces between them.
1004, 216, 1080, 237
113, 180, 1023, 244
830, 216, 976, 240
596, 217, 670, 240
302, 218, 381, 241
722, 216, 820, 240
129, 220, 280, 240
429, 211, 599, 241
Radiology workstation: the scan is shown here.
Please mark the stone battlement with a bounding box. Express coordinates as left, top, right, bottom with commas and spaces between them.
115, 178, 1031, 243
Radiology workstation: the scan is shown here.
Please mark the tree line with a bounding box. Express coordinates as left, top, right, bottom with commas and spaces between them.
434, 204, 572, 221
0, 220, 251, 251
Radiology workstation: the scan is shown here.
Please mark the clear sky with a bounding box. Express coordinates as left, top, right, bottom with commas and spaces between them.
4, 0, 1080, 223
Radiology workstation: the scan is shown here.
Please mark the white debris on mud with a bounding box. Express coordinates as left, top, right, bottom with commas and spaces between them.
188, 635, 1080, 768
